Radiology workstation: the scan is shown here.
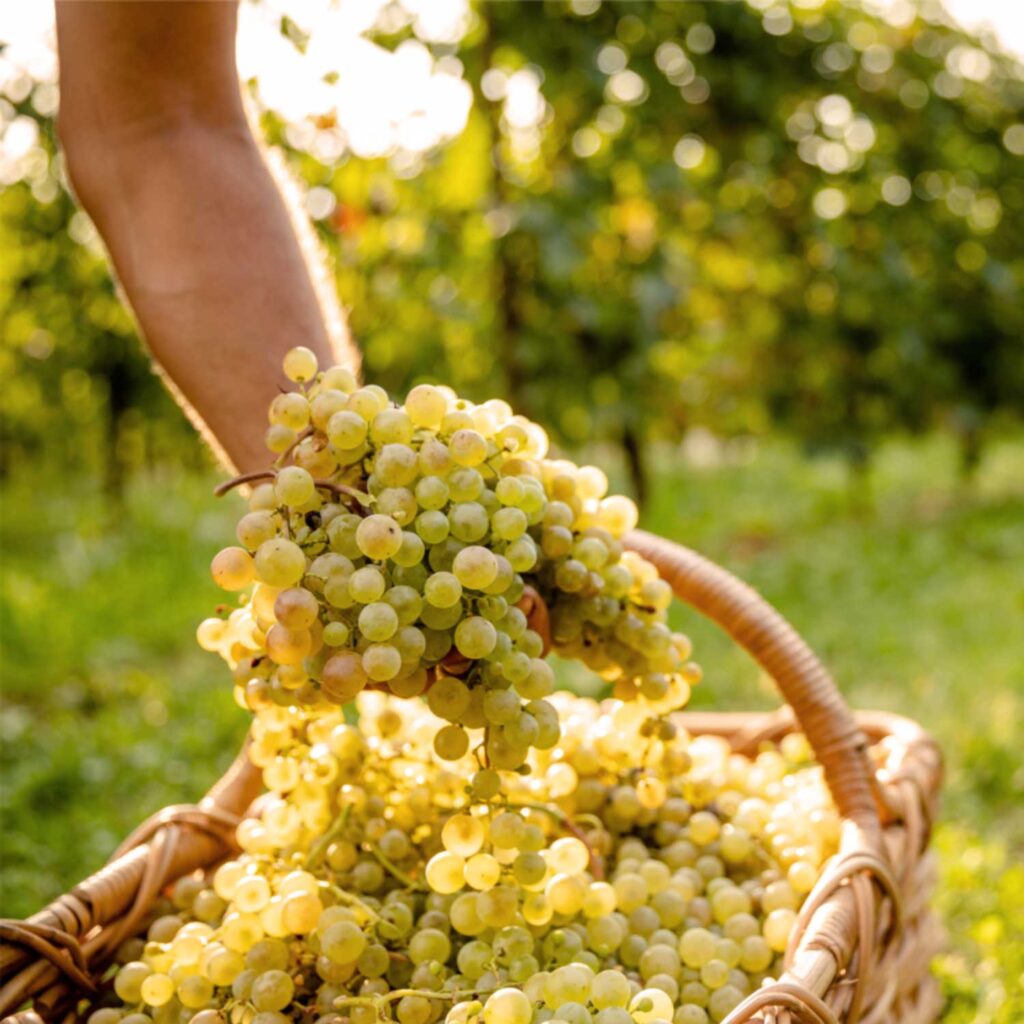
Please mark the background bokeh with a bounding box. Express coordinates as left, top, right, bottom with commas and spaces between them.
1, 2, 1022, 1021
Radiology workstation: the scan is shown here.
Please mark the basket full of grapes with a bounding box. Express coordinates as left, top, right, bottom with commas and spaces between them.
0, 350, 943, 1024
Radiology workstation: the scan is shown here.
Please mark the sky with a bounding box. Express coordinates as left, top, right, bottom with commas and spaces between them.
938, 0, 1024, 57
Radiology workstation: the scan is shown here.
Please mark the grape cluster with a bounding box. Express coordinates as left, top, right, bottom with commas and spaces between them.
200, 348, 697, 768
93, 691, 839, 1024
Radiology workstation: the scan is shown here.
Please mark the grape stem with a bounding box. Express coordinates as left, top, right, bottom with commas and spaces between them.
276, 426, 315, 467
213, 471, 371, 513
333, 987, 487, 1018
325, 883, 381, 924
369, 843, 426, 891
510, 801, 604, 880
305, 804, 352, 870
213, 470, 276, 496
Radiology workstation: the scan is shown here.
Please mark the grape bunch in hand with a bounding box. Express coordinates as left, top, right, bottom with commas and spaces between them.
200, 348, 697, 769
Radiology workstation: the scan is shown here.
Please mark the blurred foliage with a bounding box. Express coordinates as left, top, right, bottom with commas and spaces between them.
2, 0, 1023, 492
2, 435, 1022, 1019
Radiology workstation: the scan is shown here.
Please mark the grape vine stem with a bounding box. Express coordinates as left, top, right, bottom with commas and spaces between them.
333, 987, 486, 1015
213, 471, 370, 512
369, 843, 426, 891
213, 470, 275, 496
509, 801, 604, 879
305, 804, 352, 870
325, 883, 381, 924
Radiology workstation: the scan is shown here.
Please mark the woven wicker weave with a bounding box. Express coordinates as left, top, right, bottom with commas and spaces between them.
0, 530, 943, 1024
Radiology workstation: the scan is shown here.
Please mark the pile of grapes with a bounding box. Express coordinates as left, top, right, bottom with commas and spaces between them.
93, 692, 836, 1024
90, 350, 839, 1024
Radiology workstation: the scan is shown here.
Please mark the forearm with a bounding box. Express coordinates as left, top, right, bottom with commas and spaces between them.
56, 1, 358, 474
72, 120, 354, 473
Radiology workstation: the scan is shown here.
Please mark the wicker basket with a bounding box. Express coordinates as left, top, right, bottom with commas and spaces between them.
0, 530, 943, 1024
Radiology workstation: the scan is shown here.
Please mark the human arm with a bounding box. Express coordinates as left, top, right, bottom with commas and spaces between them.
55, 0, 358, 473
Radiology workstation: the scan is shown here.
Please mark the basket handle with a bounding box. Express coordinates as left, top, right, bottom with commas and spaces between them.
624, 529, 882, 836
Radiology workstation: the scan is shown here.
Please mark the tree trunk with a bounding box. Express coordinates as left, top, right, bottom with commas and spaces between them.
622, 424, 648, 506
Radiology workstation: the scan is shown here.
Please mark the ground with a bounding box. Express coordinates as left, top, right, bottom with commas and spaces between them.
1, 434, 1021, 1022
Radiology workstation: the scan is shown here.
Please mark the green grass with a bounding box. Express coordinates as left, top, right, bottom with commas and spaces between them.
1, 435, 1022, 1022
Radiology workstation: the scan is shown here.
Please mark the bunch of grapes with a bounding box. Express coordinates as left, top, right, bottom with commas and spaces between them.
199, 348, 698, 769
88, 353, 848, 1024
92, 690, 838, 1024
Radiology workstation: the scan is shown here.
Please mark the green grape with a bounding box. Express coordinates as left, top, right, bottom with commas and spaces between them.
250, 970, 295, 1012
328, 410, 369, 449
275, 466, 316, 507
405, 385, 448, 428
358, 602, 399, 642
427, 677, 470, 720
358, 944, 391, 979
375, 444, 419, 487
471, 769, 502, 800
356, 514, 403, 561
114, 961, 153, 1003
517, 630, 544, 658
706, 986, 743, 1022
489, 812, 526, 849
454, 617, 497, 659
452, 546, 498, 590
415, 476, 449, 510
482, 557, 514, 596
321, 922, 367, 964
434, 724, 470, 760
416, 510, 451, 544
448, 429, 488, 467
491, 507, 528, 541
450, 893, 486, 937
425, 572, 463, 609
384, 585, 423, 624
255, 539, 307, 587
325, 618, 354, 643
426, 852, 466, 895
483, 689, 521, 725
483, 988, 533, 1024
513, 852, 546, 886
392, 563, 428, 590
362, 644, 402, 682
326, 513, 363, 558
447, 502, 487, 543
283, 346, 318, 382
349, 566, 387, 603
516, 658, 554, 699
591, 970, 632, 1009
394, 625, 426, 662
420, 602, 464, 631
447, 468, 483, 502
502, 712, 538, 748
236, 510, 279, 550
429, 536, 466, 573
477, 596, 508, 622
494, 476, 525, 506
422, 627, 454, 661
376, 488, 418, 525
371, 409, 414, 446
505, 537, 538, 571
393, 532, 426, 567
419, 438, 453, 477
409, 928, 451, 965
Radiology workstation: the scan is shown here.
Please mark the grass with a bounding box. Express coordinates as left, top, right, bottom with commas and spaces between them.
1, 434, 1022, 1022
